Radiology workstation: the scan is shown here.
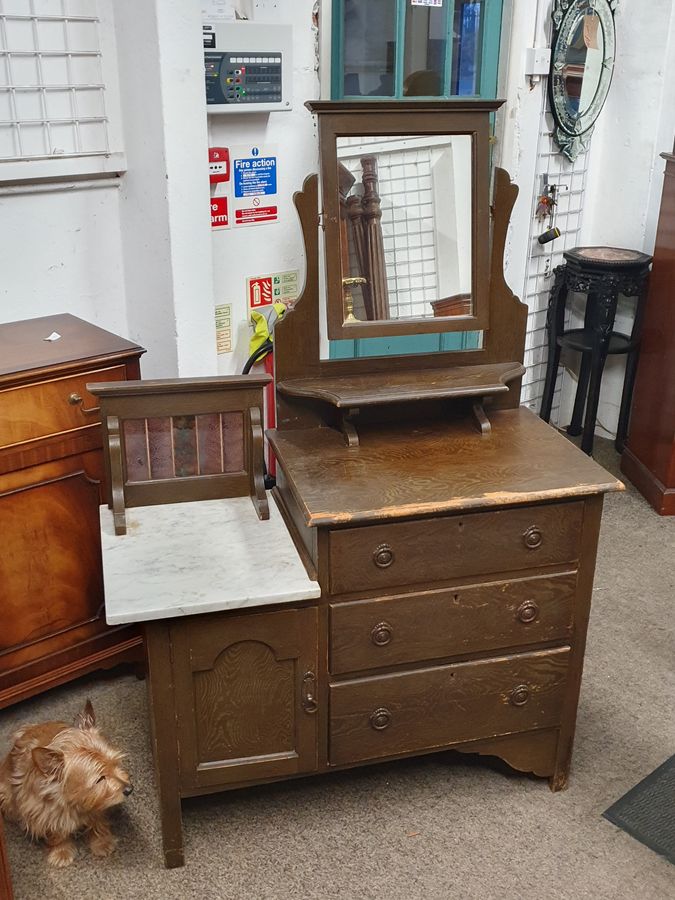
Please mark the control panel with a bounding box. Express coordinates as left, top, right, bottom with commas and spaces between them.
203, 22, 292, 114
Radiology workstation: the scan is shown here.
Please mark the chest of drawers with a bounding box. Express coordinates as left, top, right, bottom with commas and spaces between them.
132, 406, 620, 868
0, 314, 144, 708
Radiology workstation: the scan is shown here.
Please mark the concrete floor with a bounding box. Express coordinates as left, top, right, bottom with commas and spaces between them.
1, 439, 674, 900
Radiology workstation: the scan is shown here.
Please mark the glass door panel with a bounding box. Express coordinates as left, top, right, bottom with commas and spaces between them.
341, 0, 398, 97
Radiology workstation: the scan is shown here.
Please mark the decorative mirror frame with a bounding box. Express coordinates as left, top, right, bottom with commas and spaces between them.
306, 100, 501, 342
550, 0, 617, 162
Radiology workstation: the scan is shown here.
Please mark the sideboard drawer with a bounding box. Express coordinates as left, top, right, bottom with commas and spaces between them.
329, 646, 570, 767
0, 365, 127, 449
328, 502, 584, 595
330, 571, 577, 675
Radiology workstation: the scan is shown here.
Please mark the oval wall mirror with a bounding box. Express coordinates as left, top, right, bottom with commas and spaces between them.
550, 0, 617, 161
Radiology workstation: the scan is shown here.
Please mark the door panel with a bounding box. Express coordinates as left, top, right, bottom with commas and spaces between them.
173, 606, 319, 789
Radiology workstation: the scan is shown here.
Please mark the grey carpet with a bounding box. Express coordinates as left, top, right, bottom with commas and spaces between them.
1, 437, 674, 900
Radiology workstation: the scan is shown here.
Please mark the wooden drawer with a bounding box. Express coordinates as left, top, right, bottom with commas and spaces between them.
328, 502, 584, 595
330, 571, 577, 675
0, 364, 127, 449
329, 646, 570, 766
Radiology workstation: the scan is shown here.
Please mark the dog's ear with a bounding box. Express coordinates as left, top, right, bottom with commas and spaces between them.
74, 699, 96, 730
32, 747, 65, 779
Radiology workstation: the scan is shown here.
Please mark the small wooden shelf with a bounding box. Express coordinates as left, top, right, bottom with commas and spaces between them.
276, 361, 525, 409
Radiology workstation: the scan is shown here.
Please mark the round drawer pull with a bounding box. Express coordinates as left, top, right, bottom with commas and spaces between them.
370, 707, 392, 731
67, 392, 100, 416
370, 621, 393, 646
516, 600, 540, 624
510, 685, 530, 707
373, 543, 395, 569
523, 526, 543, 550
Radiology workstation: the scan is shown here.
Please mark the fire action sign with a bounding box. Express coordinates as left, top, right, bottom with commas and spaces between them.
231, 145, 278, 226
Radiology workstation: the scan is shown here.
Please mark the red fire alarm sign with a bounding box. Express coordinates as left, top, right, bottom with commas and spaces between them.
210, 197, 229, 229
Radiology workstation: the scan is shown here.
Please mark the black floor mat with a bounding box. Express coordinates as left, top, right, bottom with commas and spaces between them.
603, 754, 675, 865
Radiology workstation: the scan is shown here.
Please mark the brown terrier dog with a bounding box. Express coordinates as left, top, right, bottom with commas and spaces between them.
0, 700, 132, 867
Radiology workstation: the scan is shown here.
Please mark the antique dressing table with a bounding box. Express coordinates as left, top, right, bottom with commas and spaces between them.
95, 101, 621, 869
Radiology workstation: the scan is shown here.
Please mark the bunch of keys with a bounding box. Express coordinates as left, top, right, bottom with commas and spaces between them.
536, 186, 557, 221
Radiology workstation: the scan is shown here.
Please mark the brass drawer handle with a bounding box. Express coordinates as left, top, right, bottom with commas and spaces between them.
516, 600, 540, 624
371, 621, 393, 646
68, 393, 101, 416
370, 707, 392, 731
523, 526, 543, 550
510, 685, 530, 707
373, 543, 395, 569
301, 671, 318, 714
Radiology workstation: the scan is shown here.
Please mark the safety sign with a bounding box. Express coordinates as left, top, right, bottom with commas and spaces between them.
247, 269, 299, 309
231, 144, 279, 226
234, 157, 277, 198
210, 196, 229, 229
215, 303, 232, 354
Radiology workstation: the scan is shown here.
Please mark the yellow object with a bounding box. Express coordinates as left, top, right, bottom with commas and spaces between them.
249, 302, 286, 360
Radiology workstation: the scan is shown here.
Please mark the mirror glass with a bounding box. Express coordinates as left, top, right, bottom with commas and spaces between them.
336, 134, 473, 326
563, 10, 605, 119
550, 0, 615, 161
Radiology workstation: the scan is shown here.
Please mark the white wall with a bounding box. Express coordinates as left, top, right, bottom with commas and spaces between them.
114, 0, 216, 379
0, 0, 217, 381
560, 0, 675, 437
0, 181, 129, 336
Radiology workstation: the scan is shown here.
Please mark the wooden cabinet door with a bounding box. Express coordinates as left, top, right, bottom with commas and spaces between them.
0, 452, 113, 695
172, 607, 319, 790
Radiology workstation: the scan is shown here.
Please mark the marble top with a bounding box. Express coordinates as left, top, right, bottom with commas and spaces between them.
100, 495, 321, 625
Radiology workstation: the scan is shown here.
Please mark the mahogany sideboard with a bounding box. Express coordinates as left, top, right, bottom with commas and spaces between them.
0, 314, 145, 708
621, 146, 675, 514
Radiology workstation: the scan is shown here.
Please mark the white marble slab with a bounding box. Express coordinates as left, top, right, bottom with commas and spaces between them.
100, 495, 320, 625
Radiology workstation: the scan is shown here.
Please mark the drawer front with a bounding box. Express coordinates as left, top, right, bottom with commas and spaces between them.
329, 646, 570, 767
328, 502, 584, 595
0, 365, 127, 449
330, 571, 577, 675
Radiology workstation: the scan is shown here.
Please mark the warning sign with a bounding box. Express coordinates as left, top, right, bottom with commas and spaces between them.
235, 206, 277, 225
215, 303, 232, 354
247, 270, 299, 310
248, 277, 273, 308
210, 196, 229, 229
231, 144, 279, 227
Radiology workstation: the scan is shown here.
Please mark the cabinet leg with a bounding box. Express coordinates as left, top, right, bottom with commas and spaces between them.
144, 621, 184, 868
566, 352, 592, 437
615, 349, 639, 453
159, 790, 184, 869
549, 755, 571, 792
581, 346, 609, 455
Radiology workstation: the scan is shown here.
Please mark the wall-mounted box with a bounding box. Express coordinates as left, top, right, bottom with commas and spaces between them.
203, 21, 292, 114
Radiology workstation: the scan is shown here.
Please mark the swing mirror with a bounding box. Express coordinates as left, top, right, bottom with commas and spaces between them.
550, 0, 617, 162
337, 134, 473, 327
307, 100, 499, 343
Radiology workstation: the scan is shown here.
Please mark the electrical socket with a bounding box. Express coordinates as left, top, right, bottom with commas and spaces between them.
525, 48, 551, 76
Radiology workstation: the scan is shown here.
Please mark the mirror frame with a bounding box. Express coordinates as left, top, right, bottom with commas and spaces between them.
306, 100, 502, 342
549, 0, 617, 162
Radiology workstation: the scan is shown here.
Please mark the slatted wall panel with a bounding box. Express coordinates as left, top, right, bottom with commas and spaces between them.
520, 102, 591, 426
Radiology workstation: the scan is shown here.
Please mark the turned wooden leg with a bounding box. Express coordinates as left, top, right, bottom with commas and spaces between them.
144, 621, 185, 869
615, 349, 639, 453
540, 267, 568, 423
581, 344, 609, 455
566, 352, 592, 437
